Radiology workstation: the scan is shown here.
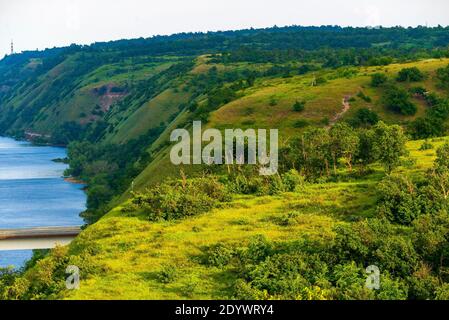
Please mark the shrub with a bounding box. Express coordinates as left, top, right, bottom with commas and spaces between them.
397, 67, 425, 82
409, 86, 427, 96
436, 64, 449, 89
376, 175, 421, 225
349, 108, 379, 128
356, 91, 372, 103
371, 73, 388, 87
281, 169, 305, 192
124, 176, 231, 221
293, 100, 306, 112
203, 244, 235, 268
293, 119, 309, 128
419, 140, 433, 151
383, 85, 417, 116
157, 264, 179, 284
276, 211, 300, 226
226, 171, 286, 196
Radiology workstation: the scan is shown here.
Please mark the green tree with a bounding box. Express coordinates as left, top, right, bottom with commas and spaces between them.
300, 128, 332, 178
349, 108, 379, 128
397, 67, 425, 82
436, 64, 449, 89
372, 121, 408, 173
413, 212, 449, 279
355, 128, 377, 173
371, 73, 388, 87
376, 175, 421, 225
383, 86, 417, 116
435, 143, 449, 169
330, 123, 359, 173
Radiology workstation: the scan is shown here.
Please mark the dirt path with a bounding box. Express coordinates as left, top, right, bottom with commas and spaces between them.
328, 96, 351, 128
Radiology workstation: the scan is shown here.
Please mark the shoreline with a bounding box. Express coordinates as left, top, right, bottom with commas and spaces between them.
64, 176, 86, 185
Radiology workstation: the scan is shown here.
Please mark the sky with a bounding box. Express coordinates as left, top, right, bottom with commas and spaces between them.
1, 0, 449, 58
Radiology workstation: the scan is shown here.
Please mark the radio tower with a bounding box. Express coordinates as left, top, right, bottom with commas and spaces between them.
10, 40, 14, 55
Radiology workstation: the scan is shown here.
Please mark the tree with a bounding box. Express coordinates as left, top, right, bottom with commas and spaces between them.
349, 108, 379, 127
300, 128, 332, 178
376, 175, 421, 224
383, 85, 417, 116
397, 67, 425, 82
420, 143, 449, 214
371, 73, 388, 87
435, 143, 449, 169
436, 64, 449, 89
372, 121, 408, 173
355, 128, 377, 173
330, 123, 359, 173
413, 212, 449, 278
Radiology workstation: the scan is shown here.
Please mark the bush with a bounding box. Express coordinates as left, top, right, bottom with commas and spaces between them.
157, 264, 179, 284
293, 100, 306, 112
436, 64, 449, 89
203, 244, 235, 268
409, 86, 427, 96
226, 171, 286, 196
371, 73, 388, 87
349, 108, 379, 127
383, 85, 417, 116
376, 175, 421, 225
124, 176, 231, 221
293, 119, 309, 128
275, 211, 300, 226
419, 140, 433, 151
356, 91, 372, 103
281, 169, 305, 192
397, 67, 425, 82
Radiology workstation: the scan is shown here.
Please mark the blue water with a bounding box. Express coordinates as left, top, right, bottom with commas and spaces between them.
0, 136, 86, 269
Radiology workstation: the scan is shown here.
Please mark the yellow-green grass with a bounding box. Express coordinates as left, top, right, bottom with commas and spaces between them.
55, 136, 447, 300
80, 59, 176, 89
130, 58, 449, 190
208, 58, 449, 138
108, 88, 192, 143
65, 185, 365, 299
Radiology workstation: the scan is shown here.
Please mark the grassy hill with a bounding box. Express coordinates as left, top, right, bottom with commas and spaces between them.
2, 26, 449, 300
130, 58, 449, 191
5, 136, 448, 300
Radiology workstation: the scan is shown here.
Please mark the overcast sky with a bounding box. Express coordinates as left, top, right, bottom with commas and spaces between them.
1, 0, 449, 58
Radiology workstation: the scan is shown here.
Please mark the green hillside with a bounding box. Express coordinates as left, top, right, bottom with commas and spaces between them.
5, 136, 449, 300
131, 58, 449, 190
2, 26, 449, 300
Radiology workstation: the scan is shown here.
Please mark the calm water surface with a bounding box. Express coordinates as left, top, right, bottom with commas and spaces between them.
0, 136, 86, 268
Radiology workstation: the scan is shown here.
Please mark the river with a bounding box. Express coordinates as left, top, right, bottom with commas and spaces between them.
0, 136, 86, 268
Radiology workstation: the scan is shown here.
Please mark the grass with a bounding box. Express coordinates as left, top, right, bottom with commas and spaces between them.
209, 58, 449, 136
109, 88, 192, 143
56, 136, 444, 300
127, 58, 449, 190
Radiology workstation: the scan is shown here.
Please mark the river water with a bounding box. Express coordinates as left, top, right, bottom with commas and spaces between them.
0, 136, 86, 268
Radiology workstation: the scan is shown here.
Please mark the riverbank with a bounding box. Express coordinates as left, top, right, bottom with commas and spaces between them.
64, 176, 86, 185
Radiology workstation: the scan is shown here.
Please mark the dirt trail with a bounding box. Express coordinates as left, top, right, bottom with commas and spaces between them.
328, 96, 351, 128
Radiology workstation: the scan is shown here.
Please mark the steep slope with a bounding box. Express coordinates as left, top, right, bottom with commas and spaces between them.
130, 58, 449, 191
7, 137, 446, 299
